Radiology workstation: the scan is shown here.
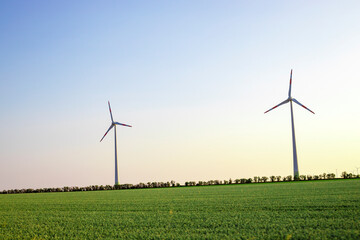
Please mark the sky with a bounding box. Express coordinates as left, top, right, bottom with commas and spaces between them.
1, 0, 359, 190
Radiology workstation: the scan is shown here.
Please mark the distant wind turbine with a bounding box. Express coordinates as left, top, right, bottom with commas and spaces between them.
264, 70, 315, 179
100, 101, 132, 185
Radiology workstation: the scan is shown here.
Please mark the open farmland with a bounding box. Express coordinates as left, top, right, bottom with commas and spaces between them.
0, 179, 359, 239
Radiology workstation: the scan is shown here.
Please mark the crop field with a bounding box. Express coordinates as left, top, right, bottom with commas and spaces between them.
0, 179, 359, 239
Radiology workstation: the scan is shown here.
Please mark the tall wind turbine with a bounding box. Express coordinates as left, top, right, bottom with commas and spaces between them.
100, 101, 132, 185
264, 70, 314, 179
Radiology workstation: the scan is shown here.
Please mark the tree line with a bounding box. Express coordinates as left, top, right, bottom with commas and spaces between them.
1, 171, 358, 194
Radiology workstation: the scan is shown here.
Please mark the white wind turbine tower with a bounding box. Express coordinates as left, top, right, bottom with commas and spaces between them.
264, 70, 315, 179
100, 101, 132, 185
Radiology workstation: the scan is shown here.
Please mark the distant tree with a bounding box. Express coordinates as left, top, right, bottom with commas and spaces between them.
170, 180, 176, 187
276, 176, 281, 182
234, 179, 241, 184
229, 178, 233, 184
341, 171, 348, 179
270, 176, 276, 182
307, 175, 313, 181
261, 176, 268, 183
326, 173, 335, 179
120, 184, 133, 189
253, 176, 258, 183
286, 175, 292, 181
246, 178, 253, 183
240, 178, 247, 184
299, 175, 306, 181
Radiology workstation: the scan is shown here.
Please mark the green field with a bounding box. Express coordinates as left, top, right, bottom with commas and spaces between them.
0, 179, 359, 239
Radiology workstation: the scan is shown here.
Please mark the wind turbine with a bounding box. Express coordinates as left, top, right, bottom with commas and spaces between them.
264, 70, 314, 179
100, 101, 132, 185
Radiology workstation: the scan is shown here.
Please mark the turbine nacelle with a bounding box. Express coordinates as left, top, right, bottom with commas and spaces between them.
100, 101, 132, 142
264, 70, 314, 115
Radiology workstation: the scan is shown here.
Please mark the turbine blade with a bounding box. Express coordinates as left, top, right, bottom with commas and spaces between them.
108, 101, 114, 123
288, 69, 293, 97
292, 98, 315, 114
100, 124, 114, 142
115, 122, 132, 127
264, 99, 289, 114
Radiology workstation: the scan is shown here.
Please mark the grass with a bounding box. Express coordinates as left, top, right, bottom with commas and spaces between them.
0, 179, 359, 239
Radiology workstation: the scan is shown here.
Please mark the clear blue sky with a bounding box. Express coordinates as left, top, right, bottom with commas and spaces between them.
1, 0, 359, 190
